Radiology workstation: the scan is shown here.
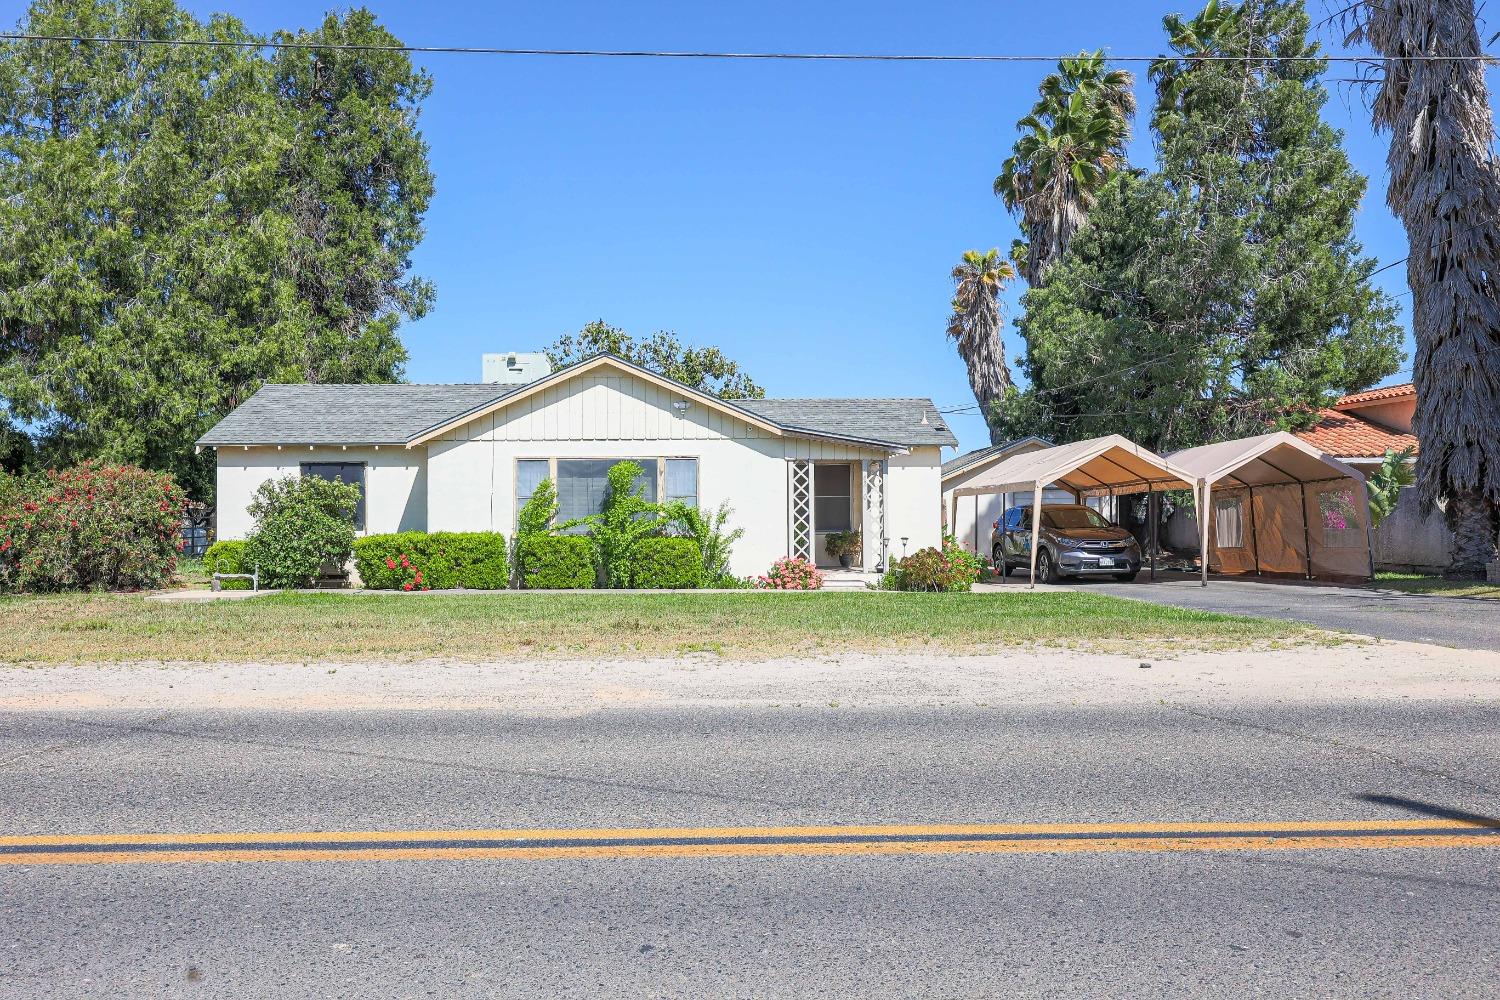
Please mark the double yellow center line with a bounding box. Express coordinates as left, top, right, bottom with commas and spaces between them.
2, 818, 1497, 866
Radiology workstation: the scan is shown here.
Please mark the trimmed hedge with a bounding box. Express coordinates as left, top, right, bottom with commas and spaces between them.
520, 534, 595, 589
352, 531, 509, 590
203, 540, 251, 589
631, 537, 703, 589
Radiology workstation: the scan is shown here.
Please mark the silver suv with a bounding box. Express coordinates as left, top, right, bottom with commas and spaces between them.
992, 504, 1142, 583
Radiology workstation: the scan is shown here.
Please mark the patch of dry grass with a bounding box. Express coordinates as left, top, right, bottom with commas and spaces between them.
0, 590, 1328, 664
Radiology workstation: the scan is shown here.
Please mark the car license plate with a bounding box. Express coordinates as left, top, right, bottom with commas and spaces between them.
1098, 557, 1115, 567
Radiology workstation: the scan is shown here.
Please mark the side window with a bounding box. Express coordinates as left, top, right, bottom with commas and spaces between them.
516, 460, 551, 524
301, 462, 366, 531
665, 458, 698, 509
1003, 507, 1024, 531
1213, 496, 1245, 549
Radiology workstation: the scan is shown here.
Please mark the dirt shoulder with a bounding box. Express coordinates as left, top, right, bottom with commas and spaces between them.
3, 640, 1496, 715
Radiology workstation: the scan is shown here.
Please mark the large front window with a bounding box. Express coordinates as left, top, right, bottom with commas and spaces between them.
516, 458, 698, 529
557, 459, 659, 527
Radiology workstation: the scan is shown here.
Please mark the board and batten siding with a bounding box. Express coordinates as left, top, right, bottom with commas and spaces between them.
425, 372, 893, 577
215, 446, 427, 541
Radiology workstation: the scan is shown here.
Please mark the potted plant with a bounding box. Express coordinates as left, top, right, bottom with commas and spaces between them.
824, 529, 862, 569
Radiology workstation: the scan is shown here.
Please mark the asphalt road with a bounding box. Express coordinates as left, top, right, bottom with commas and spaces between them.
1078, 577, 1500, 650
3, 687, 1498, 998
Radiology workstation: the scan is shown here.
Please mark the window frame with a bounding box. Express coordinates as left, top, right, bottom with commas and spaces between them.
812, 462, 854, 533
513, 456, 699, 528
1213, 495, 1246, 549
1316, 486, 1364, 549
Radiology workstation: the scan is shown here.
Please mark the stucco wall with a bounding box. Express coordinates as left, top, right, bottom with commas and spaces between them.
215, 446, 427, 540
1372, 486, 1453, 572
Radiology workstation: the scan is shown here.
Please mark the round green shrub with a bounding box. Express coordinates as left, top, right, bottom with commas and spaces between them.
883, 538, 982, 592
631, 536, 703, 589
244, 475, 361, 589
203, 540, 251, 589
521, 535, 595, 589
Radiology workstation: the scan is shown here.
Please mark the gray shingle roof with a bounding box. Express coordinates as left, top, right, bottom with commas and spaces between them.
734, 398, 957, 448
941, 437, 1053, 478
198, 357, 958, 451
197, 383, 515, 446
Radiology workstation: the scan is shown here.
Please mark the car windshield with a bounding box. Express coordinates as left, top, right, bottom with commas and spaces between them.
1042, 507, 1111, 530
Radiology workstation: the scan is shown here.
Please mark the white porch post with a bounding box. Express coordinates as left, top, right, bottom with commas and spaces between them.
1200, 478, 1211, 588
1029, 482, 1043, 589
788, 459, 813, 562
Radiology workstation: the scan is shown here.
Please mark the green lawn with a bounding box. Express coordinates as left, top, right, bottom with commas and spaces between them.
1373, 572, 1500, 599
0, 590, 1325, 664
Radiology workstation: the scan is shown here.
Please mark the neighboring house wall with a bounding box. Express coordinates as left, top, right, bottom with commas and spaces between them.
940, 440, 1066, 557
1372, 486, 1453, 573
1338, 397, 1415, 433
216, 446, 428, 540
425, 371, 901, 577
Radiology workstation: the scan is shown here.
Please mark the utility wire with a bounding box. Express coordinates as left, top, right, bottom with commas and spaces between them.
2, 33, 1500, 63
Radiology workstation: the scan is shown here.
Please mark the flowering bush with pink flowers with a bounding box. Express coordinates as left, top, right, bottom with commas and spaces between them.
0, 462, 186, 592
755, 555, 824, 590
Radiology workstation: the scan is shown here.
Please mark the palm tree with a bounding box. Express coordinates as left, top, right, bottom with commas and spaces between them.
994, 51, 1135, 286
947, 249, 1016, 444
1352, 0, 1500, 576
1149, 0, 1245, 119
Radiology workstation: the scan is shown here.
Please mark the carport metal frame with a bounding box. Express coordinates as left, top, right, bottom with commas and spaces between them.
947, 435, 1196, 590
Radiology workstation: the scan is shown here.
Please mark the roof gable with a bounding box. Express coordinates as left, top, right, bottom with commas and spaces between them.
941, 437, 1052, 479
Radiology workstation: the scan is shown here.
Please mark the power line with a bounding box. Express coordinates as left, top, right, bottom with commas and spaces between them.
2, 33, 1500, 64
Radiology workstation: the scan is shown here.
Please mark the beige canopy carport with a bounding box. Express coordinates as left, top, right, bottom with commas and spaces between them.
947, 434, 1195, 587
1167, 431, 1374, 584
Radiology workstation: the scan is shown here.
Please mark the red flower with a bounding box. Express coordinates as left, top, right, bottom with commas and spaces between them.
386, 558, 397, 570
402, 582, 413, 591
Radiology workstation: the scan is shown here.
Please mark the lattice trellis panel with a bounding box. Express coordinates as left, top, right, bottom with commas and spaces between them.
788, 459, 813, 561
863, 459, 888, 570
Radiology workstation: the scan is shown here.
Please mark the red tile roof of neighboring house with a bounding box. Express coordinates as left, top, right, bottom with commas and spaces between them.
1335, 383, 1416, 407
1295, 408, 1419, 459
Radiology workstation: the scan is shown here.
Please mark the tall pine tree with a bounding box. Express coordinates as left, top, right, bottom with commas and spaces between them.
1002, 0, 1401, 452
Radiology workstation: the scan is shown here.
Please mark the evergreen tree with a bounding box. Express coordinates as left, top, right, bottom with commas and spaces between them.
0, 1, 433, 498
1003, 0, 1401, 452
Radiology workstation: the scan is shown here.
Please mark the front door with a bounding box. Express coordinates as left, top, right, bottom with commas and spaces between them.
813, 463, 855, 568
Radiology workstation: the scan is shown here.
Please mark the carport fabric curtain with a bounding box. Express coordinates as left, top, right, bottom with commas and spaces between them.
1208, 490, 1256, 575
1306, 478, 1372, 579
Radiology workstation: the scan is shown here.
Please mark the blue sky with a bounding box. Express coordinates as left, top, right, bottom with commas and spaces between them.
5, 0, 1452, 452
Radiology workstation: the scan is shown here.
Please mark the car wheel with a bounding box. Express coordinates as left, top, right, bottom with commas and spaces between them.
1037, 549, 1060, 584
1113, 571, 1140, 582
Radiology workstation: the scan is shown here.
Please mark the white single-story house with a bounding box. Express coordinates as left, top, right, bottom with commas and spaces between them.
198, 354, 957, 577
